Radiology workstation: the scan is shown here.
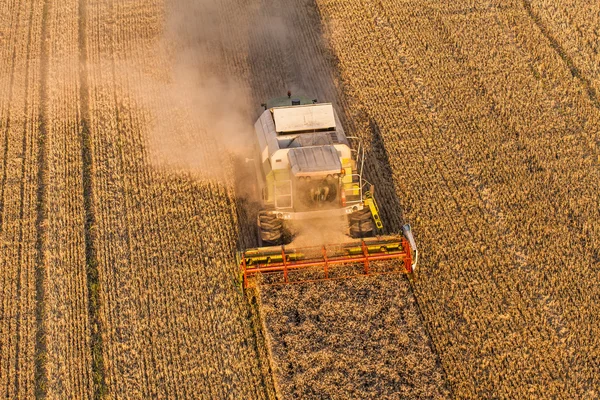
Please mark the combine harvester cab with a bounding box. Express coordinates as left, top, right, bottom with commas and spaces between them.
239, 93, 418, 288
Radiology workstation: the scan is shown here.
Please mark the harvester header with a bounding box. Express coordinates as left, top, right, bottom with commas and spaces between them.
239, 230, 417, 288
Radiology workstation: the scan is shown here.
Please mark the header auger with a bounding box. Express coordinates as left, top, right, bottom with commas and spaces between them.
239, 93, 418, 288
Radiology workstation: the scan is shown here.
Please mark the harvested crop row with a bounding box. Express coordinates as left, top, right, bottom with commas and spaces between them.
259, 274, 451, 399
315, 0, 600, 397
240, 0, 341, 111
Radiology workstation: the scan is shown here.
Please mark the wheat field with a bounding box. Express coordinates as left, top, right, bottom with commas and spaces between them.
0, 0, 598, 398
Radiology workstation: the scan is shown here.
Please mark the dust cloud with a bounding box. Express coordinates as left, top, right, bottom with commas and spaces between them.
289, 216, 354, 248
143, 0, 309, 181
141, 0, 254, 180
140, 0, 352, 246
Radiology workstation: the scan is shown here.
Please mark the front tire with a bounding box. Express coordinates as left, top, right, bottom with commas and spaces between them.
349, 208, 375, 238
258, 212, 283, 245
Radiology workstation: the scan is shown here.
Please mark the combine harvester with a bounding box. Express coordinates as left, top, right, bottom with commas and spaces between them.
238, 92, 418, 288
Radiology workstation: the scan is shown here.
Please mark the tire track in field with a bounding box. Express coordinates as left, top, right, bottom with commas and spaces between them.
34, 0, 51, 396
522, 0, 600, 109
78, 0, 106, 397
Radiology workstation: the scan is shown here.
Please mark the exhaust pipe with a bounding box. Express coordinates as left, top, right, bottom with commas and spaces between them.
402, 224, 418, 272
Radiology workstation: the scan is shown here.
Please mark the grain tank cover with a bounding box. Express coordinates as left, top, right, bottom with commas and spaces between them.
273, 104, 336, 133
288, 146, 342, 177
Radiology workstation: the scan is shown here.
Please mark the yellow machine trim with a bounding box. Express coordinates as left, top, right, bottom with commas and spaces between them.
341, 159, 360, 196
240, 237, 403, 265
364, 192, 384, 230
341, 159, 352, 182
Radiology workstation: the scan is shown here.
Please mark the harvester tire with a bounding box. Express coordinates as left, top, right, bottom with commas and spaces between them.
349, 208, 375, 238
258, 212, 283, 245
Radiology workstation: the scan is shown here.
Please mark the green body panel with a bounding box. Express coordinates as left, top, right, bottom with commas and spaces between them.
264, 169, 291, 203
265, 172, 274, 202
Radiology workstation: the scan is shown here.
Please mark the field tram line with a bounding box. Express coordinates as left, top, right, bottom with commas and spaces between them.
521, 0, 600, 110
34, 0, 52, 396
86, 9, 127, 398
78, 0, 107, 397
